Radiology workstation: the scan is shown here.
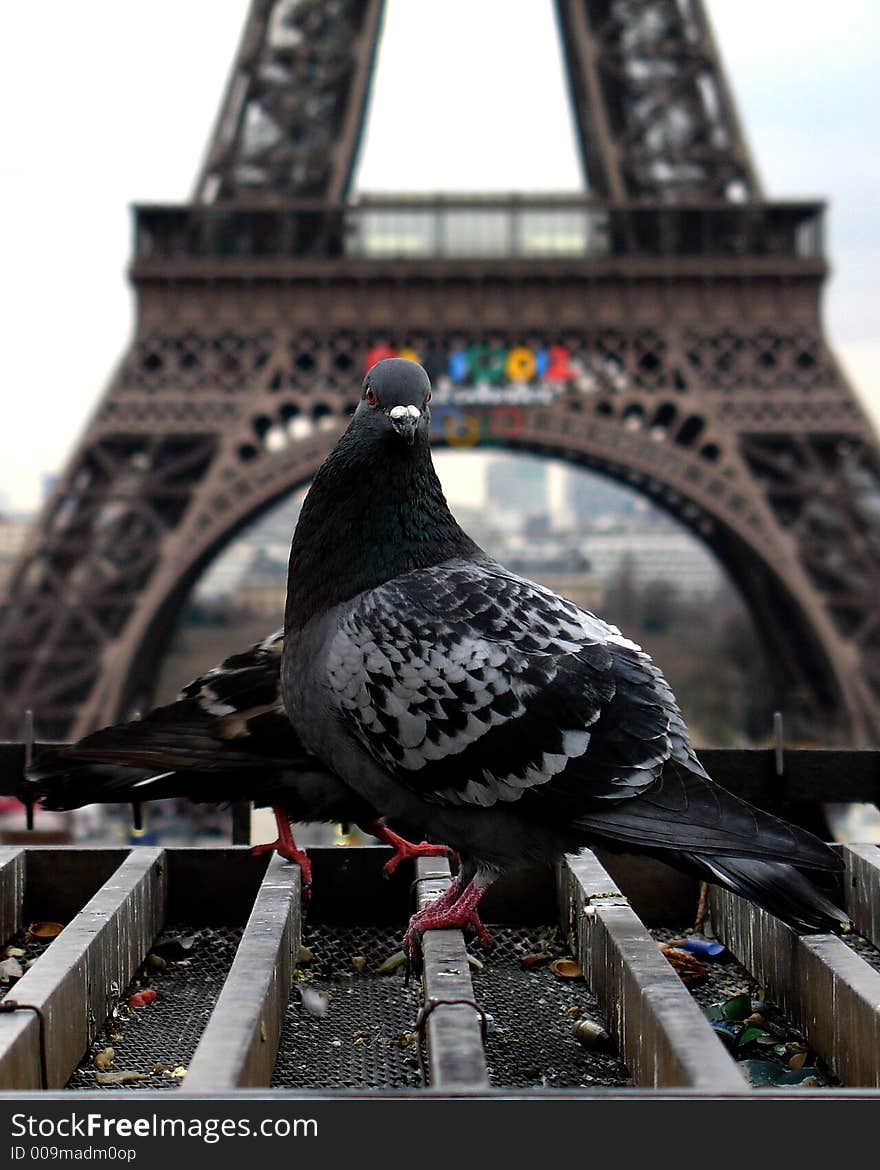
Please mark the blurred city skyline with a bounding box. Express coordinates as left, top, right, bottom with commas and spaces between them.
1, 0, 878, 514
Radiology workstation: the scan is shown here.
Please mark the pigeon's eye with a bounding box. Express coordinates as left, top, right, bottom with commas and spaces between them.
364, 387, 377, 406
425, 391, 432, 404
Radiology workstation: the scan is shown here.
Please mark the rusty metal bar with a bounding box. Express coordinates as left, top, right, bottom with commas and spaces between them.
183, 854, 301, 1091
840, 844, 880, 949
0, 847, 167, 1089
415, 857, 489, 1090
710, 886, 880, 1087
563, 852, 746, 1090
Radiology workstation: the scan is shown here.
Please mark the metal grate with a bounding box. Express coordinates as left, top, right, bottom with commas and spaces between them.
272, 924, 424, 1089
471, 925, 630, 1089
67, 924, 242, 1091
842, 931, 880, 975
0, 931, 55, 1003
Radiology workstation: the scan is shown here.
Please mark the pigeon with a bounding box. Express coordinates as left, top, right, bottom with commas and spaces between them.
26, 629, 449, 893
280, 357, 847, 950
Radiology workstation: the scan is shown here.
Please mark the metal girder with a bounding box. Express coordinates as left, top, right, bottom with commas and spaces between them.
194, 0, 385, 203
555, 0, 762, 199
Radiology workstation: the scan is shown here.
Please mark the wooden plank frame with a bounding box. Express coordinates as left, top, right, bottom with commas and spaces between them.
415, 858, 489, 1090
562, 852, 746, 1090
710, 885, 880, 1087
0, 848, 166, 1089
183, 854, 301, 1091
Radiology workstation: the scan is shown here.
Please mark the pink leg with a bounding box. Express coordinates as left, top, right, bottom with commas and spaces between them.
251, 805, 312, 897
404, 875, 466, 954
360, 819, 451, 877
405, 878, 493, 956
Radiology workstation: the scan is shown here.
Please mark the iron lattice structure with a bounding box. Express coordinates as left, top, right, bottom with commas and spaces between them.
1, 0, 878, 743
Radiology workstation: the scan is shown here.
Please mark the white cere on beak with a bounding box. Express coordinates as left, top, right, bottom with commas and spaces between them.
389, 404, 421, 421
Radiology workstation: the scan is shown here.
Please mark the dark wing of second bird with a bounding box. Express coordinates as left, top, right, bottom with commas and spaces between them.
28, 631, 369, 823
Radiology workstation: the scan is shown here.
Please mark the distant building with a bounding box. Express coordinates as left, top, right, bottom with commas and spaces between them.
580, 532, 723, 598
486, 456, 548, 519
237, 548, 287, 620
563, 468, 640, 527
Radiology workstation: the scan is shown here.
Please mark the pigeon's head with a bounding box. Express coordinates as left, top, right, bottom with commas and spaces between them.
356, 358, 432, 446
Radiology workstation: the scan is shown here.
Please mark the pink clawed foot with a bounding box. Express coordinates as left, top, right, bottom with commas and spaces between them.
251, 805, 312, 898
361, 820, 451, 877
405, 879, 493, 957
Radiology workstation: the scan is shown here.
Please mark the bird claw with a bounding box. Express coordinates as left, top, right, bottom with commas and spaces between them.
404, 903, 493, 958
382, 840, 451, 879
251, 840, 312, 900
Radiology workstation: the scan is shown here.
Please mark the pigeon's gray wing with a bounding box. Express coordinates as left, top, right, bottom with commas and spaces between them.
327, 560, 704, 811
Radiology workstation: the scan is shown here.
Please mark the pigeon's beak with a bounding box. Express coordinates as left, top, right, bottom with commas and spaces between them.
388, 404, 421, 445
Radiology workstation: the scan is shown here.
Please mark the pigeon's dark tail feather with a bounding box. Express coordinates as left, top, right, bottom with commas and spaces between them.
667, 850, 849, 933
575, 760, 842, 873
26, 750, 242, 812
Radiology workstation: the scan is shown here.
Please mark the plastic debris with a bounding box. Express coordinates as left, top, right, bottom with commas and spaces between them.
0, 957, 23, 981
677, 937, 727, 960
128, 990, 157, 1008
742, 1059, 829, 1088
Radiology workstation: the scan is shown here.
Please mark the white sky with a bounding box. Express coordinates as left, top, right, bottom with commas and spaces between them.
1, 0, 878, 512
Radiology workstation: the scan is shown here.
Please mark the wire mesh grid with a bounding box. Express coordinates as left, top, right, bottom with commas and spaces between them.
0, 930, 55, 1003
66, 924, 242, 1091
272, 924, 424, 1089
471, 925, 631, 1089
841, 930, 880, 974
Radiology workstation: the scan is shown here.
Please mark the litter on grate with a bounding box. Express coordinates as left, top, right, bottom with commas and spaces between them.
651, 925, 839, 1085
841, 930, 880, 975
272, 924, 424, 1089
470, 925, 631, 1089
0, 930, 56, 1001
66, 924, 242, 1091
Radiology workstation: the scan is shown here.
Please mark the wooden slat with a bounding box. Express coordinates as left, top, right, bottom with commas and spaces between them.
0, 846, 26, 943
415, 858, 489, 1090
184, 854, 301, 1091
563, 852, 746, 1090
841, 844, 880, 949
710, 886, 880, 1087
0, 847, 167, 1089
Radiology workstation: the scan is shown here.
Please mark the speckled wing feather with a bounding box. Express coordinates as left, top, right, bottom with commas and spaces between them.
28, 630, 345, 813
327, 559, 705, 810
45, 630, 311, 774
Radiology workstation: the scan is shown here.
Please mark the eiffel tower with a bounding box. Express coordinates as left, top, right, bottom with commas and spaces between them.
1, 0, 878, 745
